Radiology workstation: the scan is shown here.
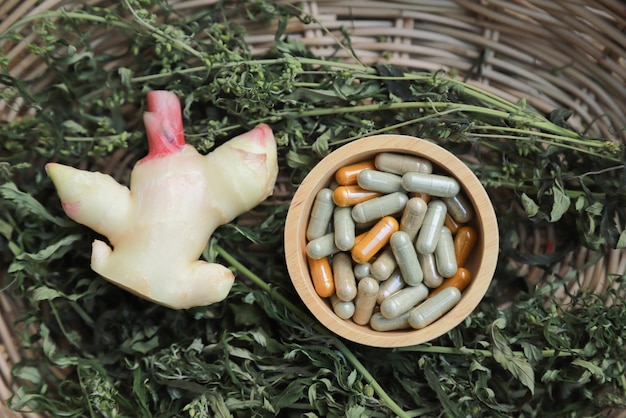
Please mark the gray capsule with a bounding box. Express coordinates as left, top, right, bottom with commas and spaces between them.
370, 311, 411, 332
306, 233, 340, 259
357, 169, 404, 194
353, 262, 372, 280
408, 287, 462, 329
334, 206, 356, 251
418, 252, 444, 288
390, 231, 423, 286
376, 269, 406, 304
332, 252, 358, 301
415, 200, 447, 254
434, 226, 458, 278
351, 192, 409, 224
401, 172, 460, 198
371, 247, 397, 281
331, 295, 355, 320
380, 283, 429, 319
399, 197, 428, 241
306, 188, 335, 240
374, 152, 433, 175
442, 193, 474, 224
352, 277, 379, 325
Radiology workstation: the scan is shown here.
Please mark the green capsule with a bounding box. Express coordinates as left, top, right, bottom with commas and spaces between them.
332, 252, 358, 301
352, 277, 379, 325
399, 197, 428, 241
408, 287, 462, 329
374, 152, 433, 175
376, 269, 405, 304
353, 262, 372, 280
371, 247, 397, 281
390, 231, 423, 286
416, 200, 447, 254
370, 311, 411, 332
434, 226, 458, 278
357, 169, 403, 194
418, 252, 444, 288
306, 233, 340, 259
334, 206, 356, 251
380, 283, 429, 319
306, 188, 335, 240
351, 192, 409, 224
331, 295, 355, 320
442, 192, 474, 224
402, 172, 460, 198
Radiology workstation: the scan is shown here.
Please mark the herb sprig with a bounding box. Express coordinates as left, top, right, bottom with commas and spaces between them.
1, 0, 625, 416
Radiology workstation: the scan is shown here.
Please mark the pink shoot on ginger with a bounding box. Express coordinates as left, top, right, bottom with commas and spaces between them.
46, 90, 279, 309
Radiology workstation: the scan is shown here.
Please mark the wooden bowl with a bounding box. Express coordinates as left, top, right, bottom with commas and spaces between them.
284, 135, 498, 347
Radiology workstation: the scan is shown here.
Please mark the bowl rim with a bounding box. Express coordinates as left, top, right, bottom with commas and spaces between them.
284, 134, 499, 347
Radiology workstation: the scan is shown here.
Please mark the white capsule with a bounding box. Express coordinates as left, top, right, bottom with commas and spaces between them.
306, 188, 334, 240
334, 206, 356, 251
351, 192, 409, 224
380, 283, 429, 319
402, 172, 460, 198
399, 197, 428, 241
376, 269, 406, 304
374, 152, 433, 175
306, 233, 340, 259
357, 169, 404, 194
434, 226, 458, 278
408, 287, 462, 329
390, 231, 423, 286
370, 311, 411, 332
418, 252, 444, 288
331, 295, 355, 320
415, 200, 447, 254
371, 247, 397, 281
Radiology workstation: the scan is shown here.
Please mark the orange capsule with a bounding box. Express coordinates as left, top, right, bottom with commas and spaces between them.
308, 256, 335, 298
428, 267, 472, 298
351, 216, 399, 264
410, 192, 431, 204
333, 185, 382, 207
335, 160, 376, 185
454, 226, 478, 267
444, 212, 461, 234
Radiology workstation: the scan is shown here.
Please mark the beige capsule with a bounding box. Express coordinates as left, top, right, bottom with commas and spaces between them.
402, 172, 460, 198
418, 252, 444, 288
333, 206, 356, 252
351, 192, 409, 224
306, 188, 334, 240
374, 152, 433, 175
434, 226, 458, 278
352, 277, 379, 325
353, 262, 372, 280
357, 169, 404, 194
306, 233, 340, 259
399, 197, 428, 241
331, 295, 355, 320
376, 269, 406, 305
380, 283, 429, 319
408, 287, 461, 329
371, 247, 397, 281
332, 252, 358, 301
370, 311, 411, 332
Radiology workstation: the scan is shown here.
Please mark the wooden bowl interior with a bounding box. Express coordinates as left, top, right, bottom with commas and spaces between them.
284, 135, 499, 347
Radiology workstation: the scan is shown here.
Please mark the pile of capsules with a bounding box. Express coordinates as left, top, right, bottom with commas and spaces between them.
305, 152, 478, 332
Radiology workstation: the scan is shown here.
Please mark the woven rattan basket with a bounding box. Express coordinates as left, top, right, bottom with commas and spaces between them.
1, 0, 625, 416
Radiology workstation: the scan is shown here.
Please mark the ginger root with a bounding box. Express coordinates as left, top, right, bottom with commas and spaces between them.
46, 90, 279, 309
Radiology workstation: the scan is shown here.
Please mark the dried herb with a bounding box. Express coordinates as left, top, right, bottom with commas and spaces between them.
1, 0, 625, 416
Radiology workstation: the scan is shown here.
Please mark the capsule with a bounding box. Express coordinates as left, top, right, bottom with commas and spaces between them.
357, 169, 403, 194
371, 247, 397, 281
335, 160, 376, 185
410, 192, 431, 204
306, 188, 334, 240
434, 226, 458, 278
428, 267, 472, 298
370, 311, 411, 332
454, 226, 478, 267
332, 252, 358, 301
408, 287, 461, 329
443, 193, 474, 224
331, 295, 355, 319
306, 233, 340, 259
415, 200, 447, 254
444, 212, 461, 234
376, 269, 406, 304
390, 231, 423, 286
353, 262, 372, 280
380, 283, 429, 319
402, 172, 460, 198
333, 206, 356, 251
351, 192, 408, 224
399, 197, 428, 241
418, 252, 444, 288
351, 216, 399, 264
333, 185, 382, 207
307, 256, 335, 298
374, 152, 433, 175
352, 277, 379, 325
